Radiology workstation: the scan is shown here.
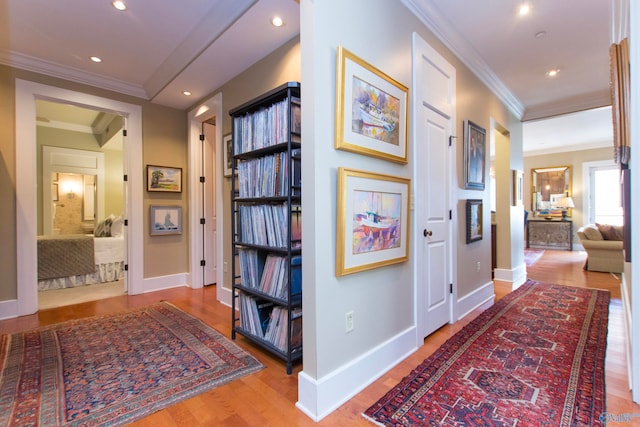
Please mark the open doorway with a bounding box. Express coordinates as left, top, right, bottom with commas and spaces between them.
15, 79, 144, 317
36, 100, 126, 309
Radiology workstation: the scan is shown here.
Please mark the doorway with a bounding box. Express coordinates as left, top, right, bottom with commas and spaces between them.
15, 79, 144, 316
36, 107, 126, 309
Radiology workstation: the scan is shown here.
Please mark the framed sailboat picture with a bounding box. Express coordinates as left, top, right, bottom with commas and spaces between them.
335, 46, 408, 163
336, 167, 410, 276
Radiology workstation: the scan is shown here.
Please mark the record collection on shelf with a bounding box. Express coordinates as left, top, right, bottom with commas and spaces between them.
230, 82, 302, 374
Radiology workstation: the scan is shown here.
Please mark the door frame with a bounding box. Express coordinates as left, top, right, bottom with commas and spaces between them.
187, 93, 226, 304
15, 79, 143, 316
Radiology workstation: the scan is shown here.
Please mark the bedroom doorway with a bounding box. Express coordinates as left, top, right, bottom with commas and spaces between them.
35, 100, 127, 309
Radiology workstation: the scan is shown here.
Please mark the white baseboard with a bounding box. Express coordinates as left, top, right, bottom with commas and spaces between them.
493, 263, 527, 288
296, 326, 417, 422
0, 299, 18, 320
456, 281, 494, 321
621, 270, 633, 388
141, 273, 190, 293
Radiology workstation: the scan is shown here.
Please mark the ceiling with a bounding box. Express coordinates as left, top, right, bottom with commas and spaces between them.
0, 0, 617, 154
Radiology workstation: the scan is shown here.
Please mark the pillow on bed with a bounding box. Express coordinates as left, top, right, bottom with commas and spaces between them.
94, 215, 115, 237
111, 216, 124, 237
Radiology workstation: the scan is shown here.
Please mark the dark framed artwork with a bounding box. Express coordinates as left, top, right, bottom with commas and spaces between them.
463, 120, 486, 190
466, 199, 483, 243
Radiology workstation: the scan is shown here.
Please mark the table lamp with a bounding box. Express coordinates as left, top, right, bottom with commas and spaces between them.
556, 196, 574, 220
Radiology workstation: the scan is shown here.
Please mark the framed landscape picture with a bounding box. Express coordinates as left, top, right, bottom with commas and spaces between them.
463, 120, 486, 190
336, 167, 410, 276
335, 46, 408, 164
147, 165, 182, 192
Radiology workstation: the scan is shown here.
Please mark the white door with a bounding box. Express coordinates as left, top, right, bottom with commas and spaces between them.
413, 33, 456, 339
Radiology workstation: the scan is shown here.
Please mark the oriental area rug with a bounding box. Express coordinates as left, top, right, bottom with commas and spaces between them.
0, 302, 263, 426
363, 280, 609, 426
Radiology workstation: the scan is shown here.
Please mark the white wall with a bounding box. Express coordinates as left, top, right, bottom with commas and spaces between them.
298, 0, 416, 420
297, 0, 523, 419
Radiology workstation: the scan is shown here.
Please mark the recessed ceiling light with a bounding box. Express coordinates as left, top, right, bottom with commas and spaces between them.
112, 1, 127, 11
183, 91, 192, 96
546, 69, 560, 77
519, 2, 530, 16
90, 56, 102, 63
271, 16, 284, 27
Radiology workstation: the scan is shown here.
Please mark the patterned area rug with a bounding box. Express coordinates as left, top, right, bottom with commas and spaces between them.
363, 280, 609, 426
0, 302, 263, 426
524, 248, 545, 267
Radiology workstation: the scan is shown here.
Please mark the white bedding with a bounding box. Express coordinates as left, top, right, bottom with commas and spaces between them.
38, 235, 125, 291
94, 235, 124, 265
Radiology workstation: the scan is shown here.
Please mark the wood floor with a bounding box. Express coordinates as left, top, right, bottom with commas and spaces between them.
1, 250, 638, 426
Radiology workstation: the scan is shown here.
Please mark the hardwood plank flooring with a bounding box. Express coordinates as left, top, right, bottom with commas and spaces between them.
1, 250, 637, 425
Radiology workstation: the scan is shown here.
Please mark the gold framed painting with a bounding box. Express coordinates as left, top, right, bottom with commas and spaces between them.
336, 167, 410, 276
335, 46, 408, 164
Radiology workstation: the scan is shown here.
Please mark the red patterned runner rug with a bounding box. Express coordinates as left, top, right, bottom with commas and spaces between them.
0, 302, 263, 426
363, 280, 609, 426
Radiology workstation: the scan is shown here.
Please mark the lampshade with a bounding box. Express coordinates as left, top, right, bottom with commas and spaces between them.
556, 196, 574, 209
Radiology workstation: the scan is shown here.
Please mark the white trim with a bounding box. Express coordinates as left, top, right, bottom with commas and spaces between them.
296, 327, 417, 422
0, 299, 18, 320
455, 281, 495, 321
401, 0, 524, 120
629, 0, 639, 403
187, 93, 228, 304
1, 50, 148, 99
621, 270, 633, 387
493, 264, 527, 289
142, 273, 189, 294
15, 79, 143, 316
581, 159, 619, 225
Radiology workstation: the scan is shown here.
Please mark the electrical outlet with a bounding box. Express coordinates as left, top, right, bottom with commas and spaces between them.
345, 311, 354, 333
224, 262, 228, 273
476, 261, 481, 272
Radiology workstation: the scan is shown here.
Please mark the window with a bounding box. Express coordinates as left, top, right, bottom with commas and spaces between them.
587, 162, 623, 225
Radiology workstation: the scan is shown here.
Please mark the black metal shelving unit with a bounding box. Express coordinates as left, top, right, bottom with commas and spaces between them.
230, 82, 302, 374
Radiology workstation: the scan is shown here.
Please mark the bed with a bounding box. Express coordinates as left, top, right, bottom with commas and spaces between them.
37, 234, 124, 291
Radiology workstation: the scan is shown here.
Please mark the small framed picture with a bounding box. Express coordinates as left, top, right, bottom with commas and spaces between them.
466, 199, 483, 243
223, 133, 235, 177
335, 46, 408, 164
336, 167, 410, 276
512, 169, 523, 206
150, 205, 182, 235
463, 120, 486, 190
147, 165, 182, 192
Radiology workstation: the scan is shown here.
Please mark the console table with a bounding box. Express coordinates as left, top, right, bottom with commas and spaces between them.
527, 219, 573, 251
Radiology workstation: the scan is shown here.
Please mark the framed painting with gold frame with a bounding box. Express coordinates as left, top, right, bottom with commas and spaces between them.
335, 46, 408, 164
336, 167, 410, 276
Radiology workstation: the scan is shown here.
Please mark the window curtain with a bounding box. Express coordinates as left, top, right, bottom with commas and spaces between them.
609, 38, 630, 166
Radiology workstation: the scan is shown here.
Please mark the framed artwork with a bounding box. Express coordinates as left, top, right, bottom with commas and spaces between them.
147, 165, 182, 192
336, 167, 410, 276
512, 169, 523, 206
150, 205, 182, 235
335, 46, 408, 164
463, 120, 486, 190
223, 133, 234, 177
466, 199, 483, 243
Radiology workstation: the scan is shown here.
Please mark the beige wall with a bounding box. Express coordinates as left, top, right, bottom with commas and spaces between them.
0, 64, 187, 301
189, 36, 301, 291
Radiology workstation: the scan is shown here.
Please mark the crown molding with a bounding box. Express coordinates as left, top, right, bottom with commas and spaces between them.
522, 89, 612, 121
524, 140, 612, 157
401, 0, 525, 119
0, 49, 148, 100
